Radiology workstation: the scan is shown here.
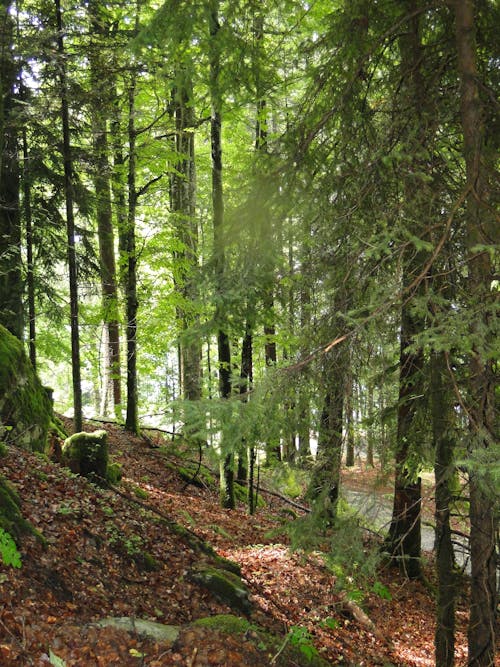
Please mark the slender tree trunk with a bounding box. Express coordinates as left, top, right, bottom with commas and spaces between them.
238, 304, 253, 491
88, 0, 121, 417
208, 0, 234, 509
365, 378, 375, 467
454, 3, 497, 665
124, 68, 139, 435
345, 363, 355, 467
171, 71, 201, 408
387, 0, 429, 579
432, 349, 456, 667
22, 127, 35, 367
308, 346, 346, 523
0, 1, 22, 339
55, 0, 82, 432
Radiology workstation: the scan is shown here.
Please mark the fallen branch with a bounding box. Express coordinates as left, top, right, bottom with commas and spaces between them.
337, 591, 384, 640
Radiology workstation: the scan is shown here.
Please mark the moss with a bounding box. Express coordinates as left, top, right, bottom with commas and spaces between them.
132, 484, 149, 499
192, 614, 253, 634
0, 476, 30, 538
106, 461, 122, 485
188, 566, 252, 614
0, 325, 53, 453
62, 430, 108, 481
0, 476, 45, 549
164, 461, 216, 489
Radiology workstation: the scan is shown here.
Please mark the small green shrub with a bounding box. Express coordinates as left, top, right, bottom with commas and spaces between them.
288, 625, 319, 662
0, 528, 22, 568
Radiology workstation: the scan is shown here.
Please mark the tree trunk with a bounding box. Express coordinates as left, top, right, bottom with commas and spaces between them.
454, 3, 497, 664
170, 70, 201, 407
432, 349, 456, 667
387, 1, 429, 579
124, 68, 139, 435
308, 344, 347, 524
88, 0, 122, 418
55, 0, 82, 432
345, 366, 355, 467
21, 127, 36, 368
0, 1, 22, 339
208, 0, 234, 510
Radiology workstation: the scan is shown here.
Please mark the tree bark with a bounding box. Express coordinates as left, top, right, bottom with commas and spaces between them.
208, 0, 234, 509
124, 67, 139, 435
387, 0, 429, 579
0, 1, 22, 339
170, 69, 201, 407
88, 0, 122, 417
454, 2, 497, 665
55, 0, 82, 432
432, 349, 456, 667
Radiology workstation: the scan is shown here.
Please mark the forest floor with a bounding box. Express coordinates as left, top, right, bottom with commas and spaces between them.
0, 418, 473, 666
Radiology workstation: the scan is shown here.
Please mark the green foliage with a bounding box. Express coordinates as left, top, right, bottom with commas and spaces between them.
372, 580, 392, 601
48, 649, 67, 667
132, 485, 149, 500
288, 626, 319, 662
0, 528, 22, 568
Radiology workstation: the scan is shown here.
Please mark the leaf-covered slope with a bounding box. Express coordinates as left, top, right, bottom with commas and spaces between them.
0, 419, 469, 666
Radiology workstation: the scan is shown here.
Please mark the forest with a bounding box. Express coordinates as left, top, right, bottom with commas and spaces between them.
0, 0, 498, 665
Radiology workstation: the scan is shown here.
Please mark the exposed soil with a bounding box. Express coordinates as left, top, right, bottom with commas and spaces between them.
0, 419, 473, 666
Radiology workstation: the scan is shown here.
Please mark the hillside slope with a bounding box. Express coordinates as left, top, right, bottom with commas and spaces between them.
0, 420, 469, 666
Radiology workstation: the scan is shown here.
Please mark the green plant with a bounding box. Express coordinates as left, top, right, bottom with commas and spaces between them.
0, 528, 22, 568
372, 580, 392, 600
132, 485, 149, 500
48, 649, 66, 666
319, 617, 339, 630
288, 625, 319, 662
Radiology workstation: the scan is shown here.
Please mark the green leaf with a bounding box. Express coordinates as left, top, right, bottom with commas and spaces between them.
49, 650, 67, 667
0, 528, 22, 568
372, 580, 392, 600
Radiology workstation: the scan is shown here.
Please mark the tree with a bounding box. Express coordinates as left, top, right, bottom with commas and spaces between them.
0, 0, 23, 338
208, 0, 234, 509
55, 0, 82, 432
88, 0, 122, 418
454, 2, 498, 664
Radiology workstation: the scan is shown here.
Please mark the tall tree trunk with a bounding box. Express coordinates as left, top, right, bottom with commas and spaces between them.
124, 67, 139, 435
454, 3, 497, 665
432, 349, 456, 667
171, 70, 201, 408
366, 380, 375, 467
22, 127, 35, 367
88, 0, 121, 417
0, 1, 22, 339
387, 0, 429, 579
208, 0, 234, 509
55, 0, 82, 432
239, 304, 253, 496
345, 362, 355, 467
308, 345, 346, 524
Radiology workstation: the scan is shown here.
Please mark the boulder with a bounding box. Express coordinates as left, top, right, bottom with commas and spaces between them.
0, 325, 52, 453
62, 429, 108, 481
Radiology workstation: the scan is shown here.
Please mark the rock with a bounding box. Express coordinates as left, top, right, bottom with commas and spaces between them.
62, 429, 108, 481
188, 566, 252, 614
0, 324, 53, 453
93, 617, 180, 643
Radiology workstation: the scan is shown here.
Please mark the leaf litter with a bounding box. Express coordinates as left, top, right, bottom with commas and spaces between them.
0, 418, 469, 665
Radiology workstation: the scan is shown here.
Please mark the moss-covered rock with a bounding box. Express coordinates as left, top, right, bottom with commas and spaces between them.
0, 475, 31, 538
0, 325, 53, 453
188, 566, 252, 614
62, 429, 108, 481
